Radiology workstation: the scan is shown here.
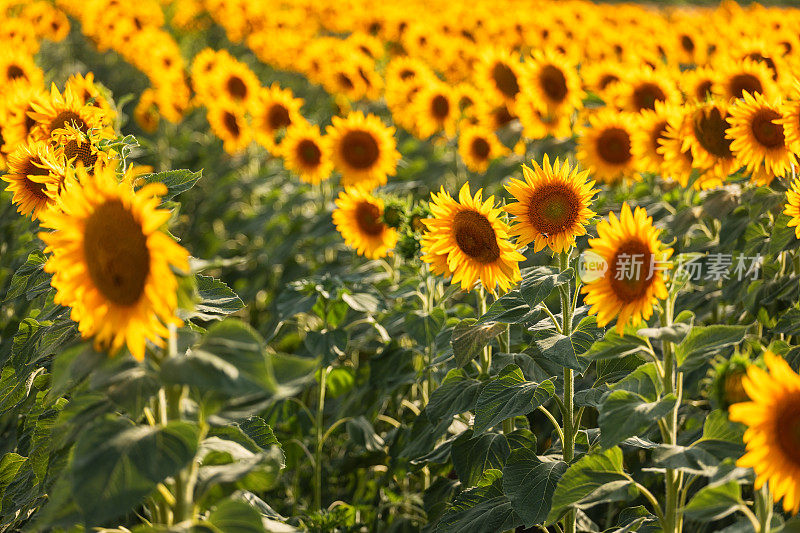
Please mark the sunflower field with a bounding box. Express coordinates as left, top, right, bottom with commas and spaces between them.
6, 0, 800, 532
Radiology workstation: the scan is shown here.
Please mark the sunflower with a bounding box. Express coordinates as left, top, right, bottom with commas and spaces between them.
631, 101, 682, 176
581, 60, 625, 99
411, 81, 457, 139
134, 88, 160, 133
659, 109, 705, 189
476, 48, 526, 106
785, 176, 800, 239
778, 81, 800, 156
520, 50, 583, 114
37, 164, 190, 361
577, 109, 638, 183
457, 125, 507, 173
582, 203, 672, 333
612, 67, 681, 113
680, 66, 718, 103
280, 122, 333, 185
421, 183, 524, 294
505, 155, 597, 253
681, 100, 739, 183
326, 111, 400, 190
206, 100, 252, 155
251, 84, 304, 152
714, 58, 778, 101
214, 57, 260, 107
51, 124, 109, 173
28, 84, 110, 142
1, 83, 46, 153
65, 72, 116, 120
729, 351, 800, 514
2, 141, 64, 219
332, 188, 397, 259
515, 95, 573, 141
0, 48, 43, 89
727, 91, 793, 186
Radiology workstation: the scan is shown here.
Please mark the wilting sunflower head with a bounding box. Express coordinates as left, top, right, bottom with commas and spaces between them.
726, 90, 793, 185
332, 188, 398, 259
37, 163, 190, 361
280, 122, 333, 185
577, 109, 638, 184
581, 203, 673, 333
729, 351, 800, 515
326, 111, 400, 191
2, 140, 64, 219
421, 183, 524, 294
505, 154, 597, 253
51, 123, 109, 173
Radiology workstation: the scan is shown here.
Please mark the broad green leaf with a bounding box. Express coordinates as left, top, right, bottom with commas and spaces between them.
347, 416, 385, 452
206, 498, 267, 533
406, 308, 446, 347
141, 169, 203, 200
478, 290, 539, 325
529, 316, 603, 372
676, 325, 747, 370
683, 481, 742, 522
547, 447, 635, 524
473, 365, 554, 434
520, 266, 572, 309
652, 445, 719, 476
435, 469, 521, 533
694, 410, 746, 459
502, 448, 567, 527
584, 330, 649, 361
451, 430, 510, 487
452, 319, 506, 368
609, 362, 660, 402
774, 308, 800, 336
5, 250, 50, 302
197, 439, 284, 496
71, 419, 200, 525
598, 391, 676, 448
612, 506, 659, 533
189, 275, 245, 322
425, 369, 482, 422
637, 323, 692, 344
0, 453, 26, 490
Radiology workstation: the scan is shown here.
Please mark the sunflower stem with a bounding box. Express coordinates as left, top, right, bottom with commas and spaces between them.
660, 296, 682, 533
558, 251, 576, 533
756, 484, 773, 533
314, 365, 331, 511
478, 287, 491, 375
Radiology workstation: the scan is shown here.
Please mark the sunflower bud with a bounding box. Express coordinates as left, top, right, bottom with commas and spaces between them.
409, 204, 431, 233
396, 230, 421, 261
709, 352, 754, 410
381, 198, 405, 229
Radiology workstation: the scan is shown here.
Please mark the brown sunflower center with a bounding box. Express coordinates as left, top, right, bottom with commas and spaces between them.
431, 94, 450, 120
226, 76, 248, 100
470, 137, 491, 160
49, 111, 86, 134
695, 80, 713, 101
492, 62, 520, 99
680, 35, 695, 53
7, 65, 24, 80
608, 239, 655, 303
750, 108, 785, 149
729, 73, 763, 99
650, 120, 669, 154
267, 104, 291, 131
341, 130, 380, 169
337, 73, 355, 91
540, 65, 568, 103
297, 139, 321, 166
528, 183, 580, 235
597, 127, 633, 165
746, 53, 778, 81
399, 68, 415, 80
492, 105, 515, 129
452, 209, 500, 263
599, 74, 620, 90
632, 82, 666, 111
64, 140, 98, 168
83, 200, 150, 306
694, 107, 733, 158
775, 395, 800, 467
354, 200, 384, 236
223, 111, 240, 137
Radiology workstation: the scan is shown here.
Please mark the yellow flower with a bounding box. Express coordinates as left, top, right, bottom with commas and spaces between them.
37, 164, 189, 361
631, 101, 681, 176
785, 176, 800, 239
2, 141, 64, 219
421, 183, 524, 294
410, 81, 457, 139
28, 84, 111, 142
582, 203, 672, 333
729, 351, 800, 514
505, 155, 597, 253
332, 188, 397, 259
713, 58, 778, 102
612, 67, 681, 113
476, 48, 525, 107
577, 109, 638, 184
251, 84, 304, 152
280, 122, 333, 185
206, 100, 252, 155
326, 111, 400, 190
520, 50, 583, 115
727, 91, 794, 186
457, 125, 507, 173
